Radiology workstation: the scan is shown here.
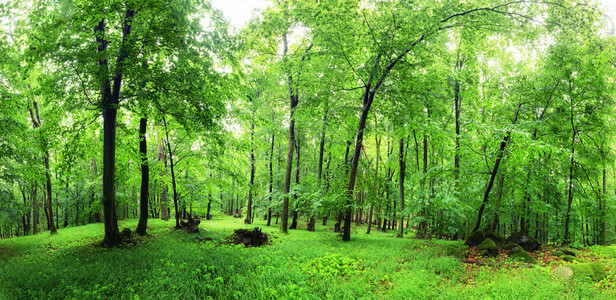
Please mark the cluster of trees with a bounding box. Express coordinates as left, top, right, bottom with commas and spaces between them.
1, 0, 615, 246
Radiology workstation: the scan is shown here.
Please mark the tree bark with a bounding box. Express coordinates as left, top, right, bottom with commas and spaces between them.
162, 116, 180, 228
397, 138, 406, 238
96, 7, 135, 245
136, 117, 149, 235
473, 103, 522, 232
245, 122, 255, 224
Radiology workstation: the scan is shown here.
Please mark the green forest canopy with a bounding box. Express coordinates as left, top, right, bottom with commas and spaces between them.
1, 0, 616, 247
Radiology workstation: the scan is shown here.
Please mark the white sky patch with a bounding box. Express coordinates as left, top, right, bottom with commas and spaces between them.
210, 0, 269, 30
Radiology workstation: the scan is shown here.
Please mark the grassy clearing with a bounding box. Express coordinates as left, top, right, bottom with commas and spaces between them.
1, 216, 615, 299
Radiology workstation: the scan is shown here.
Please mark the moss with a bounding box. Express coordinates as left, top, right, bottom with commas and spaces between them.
569, 263, 607, 281
509, 247, 537, 264
561, 255, 576, 262
506, 232, 540, 252
552, 250, 565, 257
444, 245, 465, 259
484, 231, 505, 245
478, 238, 498, 256
465, 231, 485, 247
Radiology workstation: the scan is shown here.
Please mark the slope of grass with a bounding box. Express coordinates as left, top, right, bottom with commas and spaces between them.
0, 216, 614, 299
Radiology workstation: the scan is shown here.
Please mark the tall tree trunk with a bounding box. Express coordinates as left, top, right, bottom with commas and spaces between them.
601, 168, 607, 245
245, 122, 255, 224
290, 140, 301, 229
564, 130, 577, 243
268, 130, 275, 226
95, 8, 135, 245
473, 103, 522, 232
32, 185, 38, 234
162, 116, 180, 228
136, 117, 149, 235
398, 138, 406, 238
454, 78, 461, 188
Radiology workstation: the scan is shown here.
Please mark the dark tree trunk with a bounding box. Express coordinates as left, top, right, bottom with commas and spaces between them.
473, 103, 522, 232
454, 78, 461, 188
267, 130, 275, 226
162, 116, 180, 228
136, 117, 149, 235
32, 185, 38, 234
602, 168, 607, 245
398, 138, 406, 238
564, 130, 577, 243
245, 122, 255, 224
96, 8, 135, 245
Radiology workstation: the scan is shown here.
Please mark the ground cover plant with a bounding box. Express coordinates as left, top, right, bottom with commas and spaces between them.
1, 216, 616, 299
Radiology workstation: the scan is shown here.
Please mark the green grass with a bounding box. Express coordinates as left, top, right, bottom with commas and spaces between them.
1, 216, 615, 299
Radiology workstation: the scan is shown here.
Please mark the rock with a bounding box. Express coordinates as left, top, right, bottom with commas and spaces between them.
569, 263, 606, 281
465, 231, 485, 247
508, 244, 537, 264
121, 228, 133, 242
478, 238, 499, 256
552, 250, 565, 257
553, 266, 574, 280
484, 231, 505, 245
506, 232, 540, 252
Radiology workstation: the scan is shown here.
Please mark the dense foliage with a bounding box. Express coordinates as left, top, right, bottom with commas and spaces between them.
1, 0, 616, 248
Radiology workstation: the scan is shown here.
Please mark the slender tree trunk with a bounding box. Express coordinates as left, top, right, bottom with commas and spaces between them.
398, 138, 406, 238
564, 130, 577, 243
473, 103, 522, 232
32, 185, 38, 234
290, 141, 301, 229
162, 116, 180, 228
268, 130, 275, 226
245, 122, 255, 224
602, 168, 607, 245
454, 78, 461, 188
136, 117, 149, 235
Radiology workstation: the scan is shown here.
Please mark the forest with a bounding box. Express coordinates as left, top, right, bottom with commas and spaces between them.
3, 0, 616, 298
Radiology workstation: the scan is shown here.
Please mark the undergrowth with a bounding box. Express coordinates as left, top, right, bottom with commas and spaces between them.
0, 217, 615, 299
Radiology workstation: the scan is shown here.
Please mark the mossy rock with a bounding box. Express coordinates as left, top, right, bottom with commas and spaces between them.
506, 232, 540, 252
508, 246, 537, 264
569, 263, 606, 281
443, 245, 465, 259
465, 231, 485, 247
478, 238, 498, 256
484, 230, 505, 245
552, 250, 565, 257
561, 255, 576, 262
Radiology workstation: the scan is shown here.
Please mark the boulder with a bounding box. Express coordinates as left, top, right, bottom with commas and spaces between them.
568, 263, 606, 281
484, 230, 505, 245
508, 244, 537, 264
506, 232, 540, 252
553, 266, 574, 280
478, 238, 499, 256
465, 231, 485, 247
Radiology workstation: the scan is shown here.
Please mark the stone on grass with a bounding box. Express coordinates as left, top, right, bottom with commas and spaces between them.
465, 231, 485, 247
553, 266, 574, 280
506, 232, 540, 252
508, 244, 537, 264
478, 238, 499, 256
552, 250, 565, 257
484, 230, 505, 245
569, 263, 606, 281
561, 255, 576, 262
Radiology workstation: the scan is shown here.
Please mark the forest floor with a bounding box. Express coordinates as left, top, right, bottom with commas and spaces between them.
1, 216, 615, 299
